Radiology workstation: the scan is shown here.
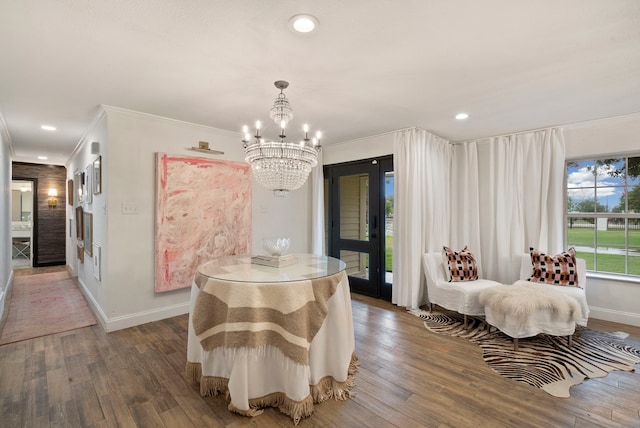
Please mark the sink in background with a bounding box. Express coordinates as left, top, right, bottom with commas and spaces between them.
11, 221, 31, 231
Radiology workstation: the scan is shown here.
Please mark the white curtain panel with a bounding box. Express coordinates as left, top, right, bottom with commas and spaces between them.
392, 128, 452, 309
311, 150, 326, 256
450, 142, 483, 277
477, 128, 565, 284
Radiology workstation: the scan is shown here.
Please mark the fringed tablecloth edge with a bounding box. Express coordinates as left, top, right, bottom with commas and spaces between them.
229, 392, 314, 425
185, 352, 358, 425
311, 352, 359, 403
186, 361, 229, 397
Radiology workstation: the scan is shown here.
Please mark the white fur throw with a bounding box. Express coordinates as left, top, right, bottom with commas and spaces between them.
479, 283, 581, 326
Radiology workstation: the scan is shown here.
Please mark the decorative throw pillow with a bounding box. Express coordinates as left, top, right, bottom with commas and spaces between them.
442, 246, 479, 282
527, 247, 580, 287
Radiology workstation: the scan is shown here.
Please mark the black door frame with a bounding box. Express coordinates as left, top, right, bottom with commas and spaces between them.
325, 155, 393, 300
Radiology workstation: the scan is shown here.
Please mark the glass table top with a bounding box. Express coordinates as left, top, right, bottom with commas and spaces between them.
197, 253, 346, 283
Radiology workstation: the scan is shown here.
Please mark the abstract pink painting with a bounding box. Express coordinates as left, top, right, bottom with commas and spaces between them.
155, 153, 251, 292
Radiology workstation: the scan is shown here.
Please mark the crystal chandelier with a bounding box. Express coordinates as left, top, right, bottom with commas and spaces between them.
242, 81, 321, 196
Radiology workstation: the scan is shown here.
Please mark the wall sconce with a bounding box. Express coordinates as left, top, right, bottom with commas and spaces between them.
48, 188, 58, 207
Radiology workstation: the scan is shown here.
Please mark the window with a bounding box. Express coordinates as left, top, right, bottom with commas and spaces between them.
566, 156, 640, 276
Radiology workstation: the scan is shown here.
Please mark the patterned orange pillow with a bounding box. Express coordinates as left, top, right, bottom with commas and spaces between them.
528, 247, 580, 287
442, 246, 479, 282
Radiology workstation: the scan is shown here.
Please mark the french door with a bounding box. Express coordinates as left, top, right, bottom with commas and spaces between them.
325, 156, 393, 300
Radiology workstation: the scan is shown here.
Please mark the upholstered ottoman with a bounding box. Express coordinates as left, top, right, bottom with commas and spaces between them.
479, 283, 582, 351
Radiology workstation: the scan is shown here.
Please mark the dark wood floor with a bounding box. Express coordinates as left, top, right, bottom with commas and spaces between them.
1, 270, 639, 427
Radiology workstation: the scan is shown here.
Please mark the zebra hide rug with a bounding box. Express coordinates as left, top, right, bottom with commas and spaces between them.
410, 309, 640, 398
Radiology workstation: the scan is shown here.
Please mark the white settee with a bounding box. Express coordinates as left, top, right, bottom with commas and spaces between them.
422, 252, 502, 325
513, 253, 589, 327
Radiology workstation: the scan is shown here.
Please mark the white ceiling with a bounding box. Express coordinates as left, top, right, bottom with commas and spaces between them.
1, 1, 640, 165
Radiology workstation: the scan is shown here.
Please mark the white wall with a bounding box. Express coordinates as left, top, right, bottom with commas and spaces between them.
252, 181, 312, 253
564, 112, 640, 159
0, 117, 13, 323
66, 110, 108, 326
322, 132, 394, 165
68, 106, 311, 331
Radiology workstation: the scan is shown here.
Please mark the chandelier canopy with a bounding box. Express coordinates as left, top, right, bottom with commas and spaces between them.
243, 81, 321, 196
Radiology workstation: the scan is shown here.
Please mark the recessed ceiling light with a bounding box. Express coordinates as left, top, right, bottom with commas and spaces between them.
37, 156, 48, 160
41, 125, 56, 131
289, 14, 319, 33
455, 113, 469, 120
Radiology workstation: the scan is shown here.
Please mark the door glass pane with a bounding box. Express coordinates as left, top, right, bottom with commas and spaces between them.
340, 250, 369, 280
384, 171, 394, 284
339, 174, 369, 241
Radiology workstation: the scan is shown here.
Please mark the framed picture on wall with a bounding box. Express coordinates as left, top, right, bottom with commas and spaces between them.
67, 179, 74, 205
84, 164, 92, 204
77, 244, 84, 263
75, 172, 84, 203
84, 212, 93, 257
93, 156, 102, 194
93, 243, 101, 280
75, 206, 84, 240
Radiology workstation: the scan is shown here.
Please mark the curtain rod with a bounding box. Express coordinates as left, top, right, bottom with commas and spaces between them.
452, 125, 562, 145
305, 111, 640, 148
454, 111, 640, 144
329, 126, 440, 147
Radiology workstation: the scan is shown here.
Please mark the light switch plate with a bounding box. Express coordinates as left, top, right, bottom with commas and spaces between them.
121, 202, 139, 215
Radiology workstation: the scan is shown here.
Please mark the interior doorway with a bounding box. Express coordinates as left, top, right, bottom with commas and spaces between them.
325, 156, 394, 300
11, 179, 35, 269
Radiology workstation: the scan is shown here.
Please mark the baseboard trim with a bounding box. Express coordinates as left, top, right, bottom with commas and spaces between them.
0, 270, 15, 331
104, 302, 190, 332
76, 276, 108, 331
589, 306, 640, 327
76, 276, 189, 332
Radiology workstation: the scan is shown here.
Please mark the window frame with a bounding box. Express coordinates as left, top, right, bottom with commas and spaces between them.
565, 154, 640, 278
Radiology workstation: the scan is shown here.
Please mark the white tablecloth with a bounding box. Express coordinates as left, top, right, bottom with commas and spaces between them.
186, 270, 357, 424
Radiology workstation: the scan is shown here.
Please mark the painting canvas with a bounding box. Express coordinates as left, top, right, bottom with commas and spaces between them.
155, 153, 252, 292
93, 156, 102, 194
75, 172, 83, 203
75, 206, 84, 240
67, 179, 74, 205
93, 243, 101, 280
84, 212, 93, 257
84, 164, 92, 204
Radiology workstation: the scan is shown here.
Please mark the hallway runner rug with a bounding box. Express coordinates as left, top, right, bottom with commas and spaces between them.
0, 271, 97, 345
410, 309, 640, 398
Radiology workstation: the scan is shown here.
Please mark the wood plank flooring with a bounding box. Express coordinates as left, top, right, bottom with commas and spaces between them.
1, 274, 639, 427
